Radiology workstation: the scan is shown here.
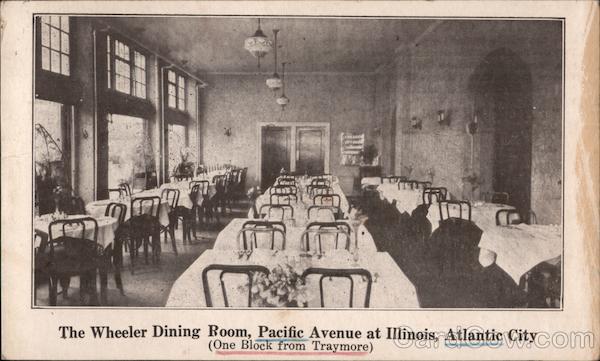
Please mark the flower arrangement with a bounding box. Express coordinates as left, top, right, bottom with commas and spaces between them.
249, 264, 308, 307
173, 147, 195, 178
360, 144, 379, 166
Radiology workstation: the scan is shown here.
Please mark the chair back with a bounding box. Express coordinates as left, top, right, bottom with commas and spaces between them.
422, 187, 448, 204
313, 194, 341, 208
190, 180, 210, 194
213, 175, 228, 193
270, 185, 297, 195
108, 188, 126, 199
161, 188, 180, 211
301, 268, 372, 308
305, 222, 352, 252
310, 178, 330, 187
258, 204, 294, 221
130, 196, 161, 218
202, 264, 270, 307
236, 226, 286, 250
398, 180, 415, 190
381, 176, 406, 184
308, 185, 333, 197
438, 200, 472, 221
495, 209, 522, 226
277, 177, 296, 186
269, 193, 297, 205
48, 217, 99, 256
119, 183, 132, 196
105, 202, 127, 225
307, 205, 340, 222
483, 191, 510, 204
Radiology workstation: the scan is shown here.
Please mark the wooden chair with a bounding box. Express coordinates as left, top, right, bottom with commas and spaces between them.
495, 209, 522, 226
43, 217, 106, 305
301, 268, 372, 308
313, 194, 341, 208
104, 203, 127, 295
119, 183, 132, 197
422, 187, 448, 204
438, 200, 472, 221
202, 264, 270, 307
305, 222, 352, 251
237, 226, 286, 250
258, 204, 294, 221
269, 193, 297, 205
307, 205, 340, 222
160, 188, 179, 255
398, 180, 415, 190
125, 196, 162, 272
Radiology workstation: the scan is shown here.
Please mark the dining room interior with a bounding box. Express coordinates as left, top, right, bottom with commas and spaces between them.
33, 16, 563, 308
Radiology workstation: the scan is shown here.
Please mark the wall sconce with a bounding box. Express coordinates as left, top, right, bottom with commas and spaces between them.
224, 127, 232, 137
82, 129, 89, 139
466, 114, 479, 135
410, 116, 422, 130
437, 110, 449, 126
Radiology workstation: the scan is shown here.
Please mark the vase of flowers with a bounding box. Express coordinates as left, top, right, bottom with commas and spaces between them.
249, 264, 308, 307
174, 147, 194, 180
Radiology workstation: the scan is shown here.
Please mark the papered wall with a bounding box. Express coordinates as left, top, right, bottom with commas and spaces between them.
201, 73, 378, 194
388, 21, 563, 224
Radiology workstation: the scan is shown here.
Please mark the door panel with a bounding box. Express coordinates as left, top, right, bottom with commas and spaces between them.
261, 127, 291, 189
296, 128, 324, 176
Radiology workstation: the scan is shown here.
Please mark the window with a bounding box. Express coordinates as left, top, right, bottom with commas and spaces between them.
167, 124, 187, 178
167, 70, 186, 111
34, 99, 72, 214
107, 35, 147, 98
107, 114, 154, 191
39, 16, 70, 76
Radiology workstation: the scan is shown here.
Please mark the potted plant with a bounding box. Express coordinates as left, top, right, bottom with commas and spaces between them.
361, 144, 379, 166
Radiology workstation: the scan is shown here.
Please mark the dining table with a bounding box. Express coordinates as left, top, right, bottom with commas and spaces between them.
85, 194, 171, 227
478, 223, 562, 283
165, 249, 419, 308
34, 213, 119, 248
376, 183, 423, 213
213, 218, 378, 253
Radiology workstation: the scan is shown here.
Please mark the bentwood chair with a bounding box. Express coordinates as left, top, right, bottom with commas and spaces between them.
307, 205, 341, 222
398, 180, 415, 190
258, 204, 294, 221
495, 209, 523, 226
160, 188, 179, 255
422, 187, 448, 204
483, 191, 510, 205
202, 264, 270, 307
42, 217, 105, 305
212, 175, 231, 215
313, 194, 341, 208
438, 200, 472, 221
307, 185, 333, 197
304, 222, 352, 252
269, 193, 297, 205
236, 226, 286, 250
270, 185, 297, 195
104, 203, 127, 295
119, 183, 132, 197
381, 176, 406, 184
301, 268, 372, 308
125, 196, 162, 271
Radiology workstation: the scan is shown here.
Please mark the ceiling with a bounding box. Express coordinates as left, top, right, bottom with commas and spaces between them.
102, 17, 438, 74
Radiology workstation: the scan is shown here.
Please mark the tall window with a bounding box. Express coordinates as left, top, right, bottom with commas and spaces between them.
107, 114, 154, 191
168, 124, 188, 178
39, 16, 70, 76
107, 35, 147, 98
167, 70, 186, 111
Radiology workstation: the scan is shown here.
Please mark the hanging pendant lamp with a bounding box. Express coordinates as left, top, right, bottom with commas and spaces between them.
244, 18, 272, 69
276, 62, 290, 110
266, 29, 282, 90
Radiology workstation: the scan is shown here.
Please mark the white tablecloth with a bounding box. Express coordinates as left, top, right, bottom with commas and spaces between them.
213, 218, 378, 253
86, 195, 170, 227
166, 249, 419, 308
159, 179, 217, 209
34, 214, 118, 248
361, 177, 382, 187
426, 202, 515, 232
478, 224, 561, 283
377, 184, 423, 213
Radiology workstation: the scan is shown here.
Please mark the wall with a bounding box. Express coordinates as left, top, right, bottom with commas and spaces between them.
201, 73, 377, 194
391, 20, 562, 224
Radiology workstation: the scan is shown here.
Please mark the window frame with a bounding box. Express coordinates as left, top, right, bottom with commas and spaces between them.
36, 15, 72, 77
166, 69, 187, 111
106, 34, 148, 99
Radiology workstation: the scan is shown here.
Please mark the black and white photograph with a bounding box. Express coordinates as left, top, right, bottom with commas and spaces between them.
31, 15, 565, 309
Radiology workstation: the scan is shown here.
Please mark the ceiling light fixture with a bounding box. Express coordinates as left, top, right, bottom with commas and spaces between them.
276, 62, 290, 110
266, 29, 282, 91
244, 18, 272, 69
